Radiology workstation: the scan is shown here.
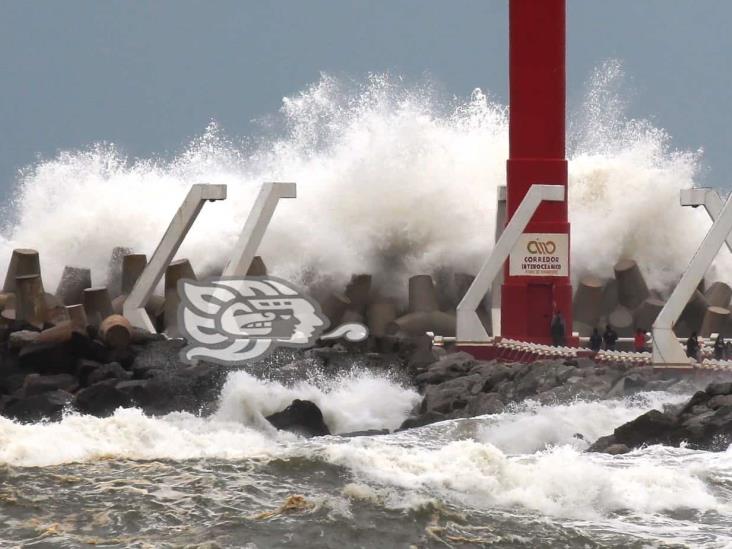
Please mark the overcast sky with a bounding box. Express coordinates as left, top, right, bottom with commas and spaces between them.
1, 1, 731, 199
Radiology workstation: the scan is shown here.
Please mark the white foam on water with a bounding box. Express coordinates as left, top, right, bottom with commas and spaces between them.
213, 368, 421, 435
324, 433, 725, 521
0, 368, 419, 467
0, 63, 724, 295
474, 391, 688, 454
0, 408, 285, 467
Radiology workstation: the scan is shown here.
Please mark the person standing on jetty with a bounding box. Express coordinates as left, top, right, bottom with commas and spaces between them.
714, 334, 725, 360
603, 325, 618, 351
686, 332, 700, 361
589, 327, 603, 352
634, 328, 647, 352
550, 311, 566, 347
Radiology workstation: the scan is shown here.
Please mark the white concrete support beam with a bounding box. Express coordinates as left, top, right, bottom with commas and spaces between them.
457, 184, 565, 342
653, 191, 732, 365
490, 185, 507, 336
222, 182, 297, 277
124, 184, 227, 332
680, 187, 732, 254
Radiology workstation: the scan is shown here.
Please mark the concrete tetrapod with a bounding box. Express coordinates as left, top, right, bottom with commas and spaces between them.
164, 258, 196, 338
573, 275, 604, 327
677, 290, 709, 337
15, 274, 46, 329
608, 305, 634, 337
700, 306, 730, 338
366, 302, 397, 337
3, 249, 41, 293
66, 304, 89, 334
56, 266, 92, 306
614, 259, 650, 310
386, 311, 456, 337
83, 287, 114, 328
633, 297, 665, 332
100, 314, 133, 349
320, 293, 351, 327
106, 246, 133, 298
409, 275, 439, 313
246, 256, 267, 277
705, 281, 732, 308
121, 254, 147, 295
345, 274, 372, 314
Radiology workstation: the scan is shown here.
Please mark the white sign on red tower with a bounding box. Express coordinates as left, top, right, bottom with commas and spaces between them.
509, 233, 568, 277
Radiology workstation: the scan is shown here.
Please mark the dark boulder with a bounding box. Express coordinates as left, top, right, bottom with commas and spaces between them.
397, 410, 446, 431
266, 399, 331, 437
338, 429, 389, 437
0, 374, 26, 395
3, 389, 73, 422
74, 359, 104, 387
22, 373, 78, 396
115, 378, 177, 414
74, 380, 131, 416
69, 332, 110, 363
414, 352, 477, 386
420, 374, 482, 414
18, 341, 76, 373
613, 409, 677, 447
707, 382, 732, 396
130, 339, 188, 378
87, 362, 131, 386
466, 392, 505, 416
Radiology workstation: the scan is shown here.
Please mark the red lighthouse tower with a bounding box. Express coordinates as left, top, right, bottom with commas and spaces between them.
500, 0, 572, 343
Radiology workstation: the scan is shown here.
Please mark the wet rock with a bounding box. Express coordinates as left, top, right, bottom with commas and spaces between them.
708, 394, 732, 410
707, 382, 732, 396
3, 389, 73, 422
606, 374, 647, 399
421, 374, 482, 414
74, 380, 131, 416
75, 359, 103, 386
338, 429, 389, 437
18, 341, 76, 373
613, 409, 677, 447
130, 339, 187, 378
605, 443, 631, 455
266, 399, 331, 437
69, 332, 110, 363
87, 362, 131, 385
23, 373, 78, 396
414, 352, 476, 386
397, 410, 446, 431
466, 392, 505, 416
8, 330, 40, 350
0, 374, 25, 395
470, 362, 511, 392
114, 379, 172, 411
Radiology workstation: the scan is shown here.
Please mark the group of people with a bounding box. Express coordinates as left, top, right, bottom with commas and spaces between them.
551, 309, 730, 361
549, 312, 623, 351
686, 332, 729, 361
588, 325, 622, 352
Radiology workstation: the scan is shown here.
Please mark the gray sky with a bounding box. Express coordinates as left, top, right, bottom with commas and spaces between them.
1, 1, 731, 200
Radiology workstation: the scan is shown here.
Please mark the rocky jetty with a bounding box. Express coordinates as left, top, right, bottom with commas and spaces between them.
397, 351, 710, 431
589, 381, 732, 453
0, 333, 224, 422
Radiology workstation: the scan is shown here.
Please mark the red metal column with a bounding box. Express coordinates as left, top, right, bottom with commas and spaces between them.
501, 0, 572, 343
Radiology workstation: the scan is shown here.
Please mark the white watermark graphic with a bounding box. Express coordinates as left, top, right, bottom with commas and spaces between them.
178, 277, 368, 365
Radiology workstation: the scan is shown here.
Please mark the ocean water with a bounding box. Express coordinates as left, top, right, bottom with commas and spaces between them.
0, 371, 728, 548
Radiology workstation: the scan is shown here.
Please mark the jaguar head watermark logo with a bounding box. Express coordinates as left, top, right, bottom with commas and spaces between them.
177, 277, 368, 365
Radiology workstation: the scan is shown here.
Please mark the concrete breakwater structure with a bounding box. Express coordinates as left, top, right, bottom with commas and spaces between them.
573, 259, 732, 340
